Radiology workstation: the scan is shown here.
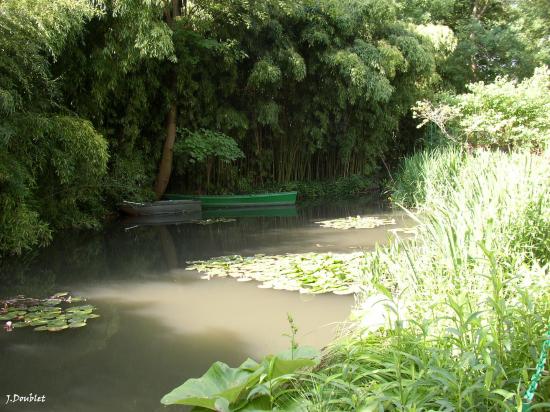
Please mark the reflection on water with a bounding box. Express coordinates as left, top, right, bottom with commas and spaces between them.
0, 199, 410, 412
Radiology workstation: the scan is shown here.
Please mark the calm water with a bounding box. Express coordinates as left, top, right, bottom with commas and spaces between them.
0, 199, 410, 412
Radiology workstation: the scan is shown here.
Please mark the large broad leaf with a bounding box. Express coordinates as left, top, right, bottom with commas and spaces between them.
236, 395, 272, 411
266, 346, 320, 379
161, 359, 263, 410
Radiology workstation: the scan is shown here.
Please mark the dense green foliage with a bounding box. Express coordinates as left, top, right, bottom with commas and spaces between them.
63, 0, 438, 192
413, 67, 550, 151
399, 0, 550, 89
0, 0, 108, 255
0, 0, 445, 256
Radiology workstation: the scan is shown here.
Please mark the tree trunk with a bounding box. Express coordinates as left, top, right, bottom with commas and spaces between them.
153, 0, 182, 199
154, 102, 177, 198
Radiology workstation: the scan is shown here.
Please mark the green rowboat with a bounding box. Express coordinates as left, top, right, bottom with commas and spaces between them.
165, 192, 297, 208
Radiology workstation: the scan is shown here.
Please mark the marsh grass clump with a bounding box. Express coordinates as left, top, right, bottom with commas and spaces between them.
284, 148, 550, 410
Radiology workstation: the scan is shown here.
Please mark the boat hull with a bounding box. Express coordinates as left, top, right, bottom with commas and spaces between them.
164, 192, 297, 208
119, 200, 201, 216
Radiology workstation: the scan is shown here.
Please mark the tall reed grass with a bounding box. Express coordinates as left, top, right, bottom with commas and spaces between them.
287, 148, 550, 411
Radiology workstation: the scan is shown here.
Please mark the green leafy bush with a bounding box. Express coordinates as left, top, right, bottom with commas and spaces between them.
0, 0, 108, 256
261, 175, 377, 200
414, 67, 550, 150
174, 128, 244, 166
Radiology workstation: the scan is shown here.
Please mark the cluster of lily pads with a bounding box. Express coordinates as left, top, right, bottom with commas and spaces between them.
315, 215, 396, 230
187, 252, 366, 294
0, 293, 99, 332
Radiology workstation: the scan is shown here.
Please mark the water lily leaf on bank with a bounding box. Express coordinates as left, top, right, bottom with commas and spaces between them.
238, 396, 272, 411
161, 348, 320, 411
161, 359, 264, 409
265, 346, 320, 378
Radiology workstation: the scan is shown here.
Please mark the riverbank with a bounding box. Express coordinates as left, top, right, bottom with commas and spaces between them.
285, 147, 550, 410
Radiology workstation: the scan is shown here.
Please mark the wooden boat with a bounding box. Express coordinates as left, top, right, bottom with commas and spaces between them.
164, 192, 297, 208
119, 200, 201, 216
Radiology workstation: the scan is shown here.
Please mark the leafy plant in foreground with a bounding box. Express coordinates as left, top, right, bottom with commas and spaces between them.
161, 346, 320, 411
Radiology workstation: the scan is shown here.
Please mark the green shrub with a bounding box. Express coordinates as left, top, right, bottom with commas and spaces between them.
414, 67, 550, 151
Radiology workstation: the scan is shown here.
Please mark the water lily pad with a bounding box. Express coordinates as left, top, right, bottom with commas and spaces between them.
68, 322, 87, 328
29, 319, 48, 326
66, 305, 94, 313
46, 325, 69, 332
47, 320, 68, 327
34, 326, 50, 332
0, 312, 19, 320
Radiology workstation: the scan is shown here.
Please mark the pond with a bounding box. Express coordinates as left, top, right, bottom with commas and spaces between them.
0, 199, 411, 412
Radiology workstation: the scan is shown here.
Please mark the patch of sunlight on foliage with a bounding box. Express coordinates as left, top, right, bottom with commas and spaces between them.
413, 23, 457, 57
414, 66, 550, 151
